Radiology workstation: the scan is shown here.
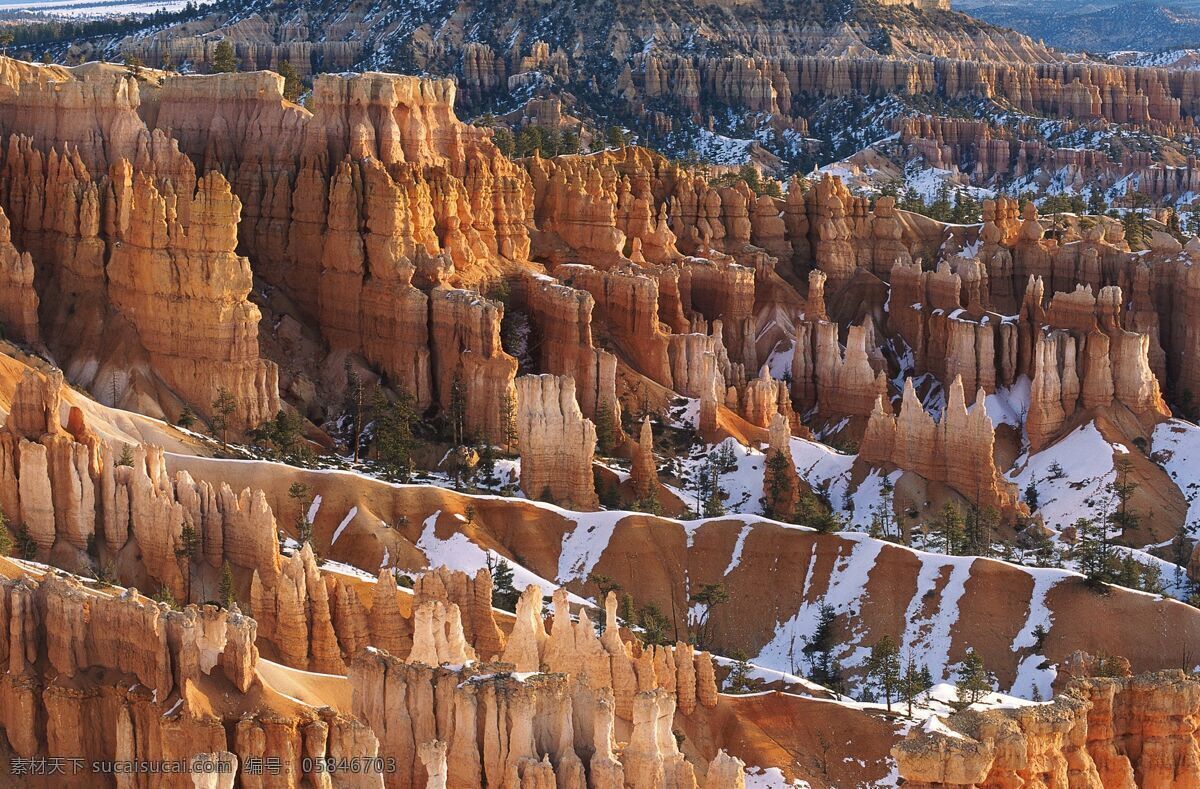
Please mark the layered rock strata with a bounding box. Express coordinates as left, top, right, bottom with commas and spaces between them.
515, 375, 599, 510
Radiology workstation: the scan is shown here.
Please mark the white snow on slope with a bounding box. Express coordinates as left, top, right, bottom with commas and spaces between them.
901, 557, 974, 683
1007, 423, 1117, 533
331, 506, 357, 545
417, 510, 591, 606
724, 524, 754, 575
555, 510, 633, 584
306, 494, 323, 525
1008, 568, 1062, 699
744, 766, 810, 788
1151, 419, 1200, 535
754, 534, 886, 678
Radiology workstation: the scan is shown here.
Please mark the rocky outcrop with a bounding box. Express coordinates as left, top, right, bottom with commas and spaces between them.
761, 412, 801, 519
894, 670, 1200, 788
630, 416, 660, 504
792, 317, 887, 419
429, 287, 518, 444
556, 263, 674, 387
861, 376, 1020, 513
516, 375, 598, 510
106, 168, 280, 430
524, 274, 622, 429
0, 203, 37, 345
0, 562, 379, 787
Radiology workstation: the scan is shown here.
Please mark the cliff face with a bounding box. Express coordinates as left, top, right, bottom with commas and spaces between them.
894, 670, 1200, 788
516, 374, 599, 511
0, 560, 379, 788
861, 376, 1021, 514
77, 0, 1200, 176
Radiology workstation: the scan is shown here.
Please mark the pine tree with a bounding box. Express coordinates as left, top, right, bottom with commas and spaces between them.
724, 650, 762, 694
211, 387, 237, 448
499, 388, 518, 453
117, 443, 135, 467
900, 656, 928, 717
1024, 481, 1039, 511
955, 649, 991, 705
489, 556, 518, 611
619, 592, 637, 625
932, 502, 965, 555
492, 127, 514, 158
593, 400, 616, 455
373, 389, 417, 483
762, 451, 796, 520
289, 482, 314, 546
219, 560, 236, 608
689, 582, 729, 648
866, 635, 902, 712
277, 59, 302, 101
1075, 516, 1113, 586
447, 374, 467, 446
176, 523, 201, 561
342, 358, 365, 462
211, 40, 238, 73
177, 405, 196, 430
154, 586, 179, 609
1107, 456, 1139, 535
12, 524, 36, 559
964, 506, 996, 556
0, 510, 12, 557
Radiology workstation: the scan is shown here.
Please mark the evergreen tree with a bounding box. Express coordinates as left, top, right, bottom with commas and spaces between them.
1023, 480, 1039, 511
447, 374, 467, 446
1087, 189, 1107, 216
593, 401, 616, 455
587, 573, 622, 606
477, 443, 498, 485
619, 592, 637, 625
277, 59, 302, 101
492, 127, 514, 158
219, 560, 236, 608
373, 388, 417, 483
117, 443, 135, 467
177, 405, 196, 430
12, 523, 36, 559
0, 510, 12, 557
1075, 516, 1113, 586
154, 586, 179, 609
724, 650, 763, 694
932, 502, 965, 555
803, 603, 845, 693
211, 39, 238, 73
488, 556, 519, 611
964, 506, 996, 556
955, 649, 991, 705
176, 523, 201, 561
762, 451, 796, 520
342, 358, 366, 462
865, 635, 902, 712
499, 388, 518, 453
210, 387, 237, 448
605, 125, 626, 149
289, 482, 314, 547
1107, 456, 1139, 535
636, 602, 671, 646
900, 656, 930, 717
689, 582, 729, 648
